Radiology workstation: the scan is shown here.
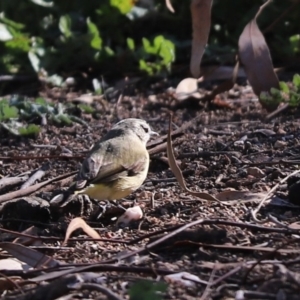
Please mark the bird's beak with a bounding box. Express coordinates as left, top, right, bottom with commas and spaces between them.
150, 130, 159, 137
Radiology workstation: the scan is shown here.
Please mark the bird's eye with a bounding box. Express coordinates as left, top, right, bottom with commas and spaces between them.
142, 126, 149, 133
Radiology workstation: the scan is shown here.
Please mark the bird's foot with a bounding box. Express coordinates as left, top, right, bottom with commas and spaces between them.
50, 192, 93, 215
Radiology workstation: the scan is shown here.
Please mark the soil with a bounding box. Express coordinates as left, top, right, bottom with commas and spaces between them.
1, 82, 300, 300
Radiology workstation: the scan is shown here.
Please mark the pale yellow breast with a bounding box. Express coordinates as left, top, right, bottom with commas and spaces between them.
79, 167, 148, 201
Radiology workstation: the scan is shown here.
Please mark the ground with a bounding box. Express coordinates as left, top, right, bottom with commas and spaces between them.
1, 81, 300, 300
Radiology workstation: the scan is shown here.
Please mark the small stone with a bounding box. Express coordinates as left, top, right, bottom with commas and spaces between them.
274, 140, 287, 149
247, 167, 265, 178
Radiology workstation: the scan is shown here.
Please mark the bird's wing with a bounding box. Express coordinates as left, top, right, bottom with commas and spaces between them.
76, 136, 148, 188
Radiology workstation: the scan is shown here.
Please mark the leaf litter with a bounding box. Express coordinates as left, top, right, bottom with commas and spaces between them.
1, 88, 300, 299
1, 1, 300, 299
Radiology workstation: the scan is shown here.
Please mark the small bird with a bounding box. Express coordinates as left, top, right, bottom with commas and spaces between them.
51, 118, 158, 210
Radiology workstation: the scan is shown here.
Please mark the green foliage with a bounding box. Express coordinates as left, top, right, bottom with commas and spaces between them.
260, 74, 300, 108
0, 99, 19, 121
0, 95, 96, 136
18, 124, 40, 136
78, 104, 95, 113
0, 0, 176, 78
0, 0, 299, 81
129, 280, 167, 300
138, 35, 175, 75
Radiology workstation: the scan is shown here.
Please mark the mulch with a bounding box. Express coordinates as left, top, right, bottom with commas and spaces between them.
1, 82, 300, 299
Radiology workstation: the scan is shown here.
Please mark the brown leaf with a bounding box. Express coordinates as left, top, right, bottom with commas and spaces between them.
167, 114, 219, 202
0, 242, 59, 268
13, 226, 43, 246
116, 206, 143, 226
190, 0, 213, 78
216, 190, 267, 204
165, 0, 175, 13
175, 78, 202, 100
238, 0, 279, 110
63, 217, 101, 246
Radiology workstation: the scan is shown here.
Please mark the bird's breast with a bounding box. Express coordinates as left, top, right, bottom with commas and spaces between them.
81, 168, 148, 201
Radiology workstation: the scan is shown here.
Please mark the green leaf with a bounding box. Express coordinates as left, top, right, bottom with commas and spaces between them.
0, 100, 19, 121
0, 17, 25, 31
28, 51, 41, 72
270, 87, 281, 97
59, 15, 72, 38
293, 74, 300, 89
78, 104, 95, 113
289, 91, 300, 107
110, 0, 134, 14
159, 40, 175, 66
92, 78, 102, 94
87, 18, 102, 50
129, 280, 167, 300
54, 114, 73, 125
18, 124, 40, 136
142, 38, 156, 55
139, 59, 153, 75
153, 35, 164, 51
35, 97, 47, 106
104, 46, 114, 56
127, 37, 135, 51
29, 0, 54, 7
279, 81, 289, 93
289, 34, 300, 53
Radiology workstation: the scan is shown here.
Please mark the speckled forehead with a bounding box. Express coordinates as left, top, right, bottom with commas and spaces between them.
115, 119, 147, 127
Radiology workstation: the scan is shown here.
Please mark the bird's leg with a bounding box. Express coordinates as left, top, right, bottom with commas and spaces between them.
111, 200, 127, 212
95, 200, 127, 219
57, 193, 93, 215
131, 198, 138, 207
95, 200, 113, 219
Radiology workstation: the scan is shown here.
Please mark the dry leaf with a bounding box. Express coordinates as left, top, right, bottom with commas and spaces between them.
288, 221, 300, 230
13, 226, 43, 246
0, 242, 59, 268
165, 272, 207, 287
0, 258, 30, 271
63, 217, 101, 246
238, 0, 279, 110
116, 206, 143, 226
175, 78, 202, 100
167, 114, 219, 202
216, 190, 267, 203
190, 0, 213, 78
165, 0, 175, 13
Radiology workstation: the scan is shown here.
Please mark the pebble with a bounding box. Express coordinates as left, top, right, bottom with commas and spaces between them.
274, 140, 287, 149
247, 167, 265, 178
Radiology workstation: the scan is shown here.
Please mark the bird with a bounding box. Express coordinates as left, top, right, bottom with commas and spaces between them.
51, 118, 158, 212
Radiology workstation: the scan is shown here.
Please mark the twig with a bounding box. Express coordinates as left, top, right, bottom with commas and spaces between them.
0, 171, 78, 204
147, 122, 189, 148
210, 264, 243, 287
178, 150, 242, 159
148, 138, 183, 156
200, 267, 216, 300
242, 237, 300, 284
30, 264, 174, 282
265, 103, 289, 120
241, 159, 300, 166
21, 164, 50, 189
0, 176, 29, 191
0, 155, 84, 161
128, 218, 299, 246
197, 243, 298, 254
250, 169, 300, 223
